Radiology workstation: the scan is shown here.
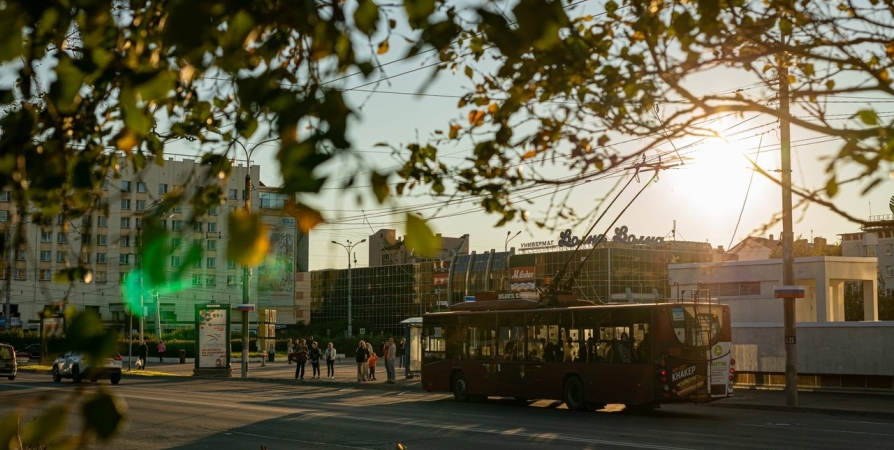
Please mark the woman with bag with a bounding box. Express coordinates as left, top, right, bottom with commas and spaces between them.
355, 340, 369, 382
324, 342, 337, 379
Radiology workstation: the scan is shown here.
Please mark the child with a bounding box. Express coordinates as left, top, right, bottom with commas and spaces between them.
367, 351, 378, 380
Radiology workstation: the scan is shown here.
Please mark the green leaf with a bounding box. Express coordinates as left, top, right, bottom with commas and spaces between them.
136, 71, 176, 103
81, 391, 126, 440
404, 0, 436, 27
405, 213, 439, 257
370, 171, 390, 203
825, 177, 838, 197
22, 405, 68, 445
0, 5, 24, 61
49, 54, 87, 115
857, 109, 878, 126
888, 195, 894, 214
227, 211, 269, 266
354, 0, 380, 36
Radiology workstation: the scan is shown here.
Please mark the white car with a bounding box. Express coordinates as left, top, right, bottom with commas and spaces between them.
52, 351, 123, 384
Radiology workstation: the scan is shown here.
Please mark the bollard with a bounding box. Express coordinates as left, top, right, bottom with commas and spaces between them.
179, 348, 186, 364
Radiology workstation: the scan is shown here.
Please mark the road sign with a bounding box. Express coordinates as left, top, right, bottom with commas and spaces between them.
359, 328, 366, 335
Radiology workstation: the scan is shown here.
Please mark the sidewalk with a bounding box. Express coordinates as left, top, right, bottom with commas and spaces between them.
125, 358, 894, 419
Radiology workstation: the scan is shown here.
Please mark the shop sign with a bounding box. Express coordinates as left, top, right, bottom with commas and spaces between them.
557, 225, 664, 248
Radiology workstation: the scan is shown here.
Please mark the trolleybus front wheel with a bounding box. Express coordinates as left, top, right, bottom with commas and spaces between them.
563, 376, 587, 411
451, 372, 470, 402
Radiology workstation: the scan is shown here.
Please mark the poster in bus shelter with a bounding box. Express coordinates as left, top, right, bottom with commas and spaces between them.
195, 304, 230, 371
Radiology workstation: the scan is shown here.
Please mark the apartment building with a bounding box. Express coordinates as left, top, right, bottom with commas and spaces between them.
0, 157, 308, 331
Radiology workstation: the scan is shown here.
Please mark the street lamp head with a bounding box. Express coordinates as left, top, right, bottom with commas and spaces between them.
359, 239, 366, 243
331, 240, 337, 244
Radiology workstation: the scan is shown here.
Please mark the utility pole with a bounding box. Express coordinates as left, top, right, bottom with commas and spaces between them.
780, 60, 798, 407
4, 207, 17, 332
331, 239, 366, 337
241, 171, 252, 379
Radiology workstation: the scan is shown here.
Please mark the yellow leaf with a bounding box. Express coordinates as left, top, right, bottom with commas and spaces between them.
468, 110, 485, 126
377, 39, 390, 55
449, 124, 461, 139
114, 129, 139, 151
284, 202, 325, 233
227, 211, 269, 266
405, 213, 439, 257
487, 102, 498, 114
522, 150, 537, 159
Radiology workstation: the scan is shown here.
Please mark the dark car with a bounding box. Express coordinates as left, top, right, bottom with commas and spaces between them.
0, 343, 17, 380
22, 343, 40, 359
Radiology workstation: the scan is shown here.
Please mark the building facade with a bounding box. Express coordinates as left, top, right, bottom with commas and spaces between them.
0, 157, 309, 331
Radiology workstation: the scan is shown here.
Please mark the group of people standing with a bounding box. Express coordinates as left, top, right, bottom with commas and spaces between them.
353, 337, 404, 384
288, 338, 338, 380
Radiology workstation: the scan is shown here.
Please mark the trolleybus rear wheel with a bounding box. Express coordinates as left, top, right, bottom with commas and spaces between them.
452, 373, 470, 402
563, 376, 587, 411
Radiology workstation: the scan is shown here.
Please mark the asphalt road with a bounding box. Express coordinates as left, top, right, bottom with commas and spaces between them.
2, 372, 893, 449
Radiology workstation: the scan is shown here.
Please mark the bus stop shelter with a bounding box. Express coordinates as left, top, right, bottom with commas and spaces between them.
400, 317, 422, 378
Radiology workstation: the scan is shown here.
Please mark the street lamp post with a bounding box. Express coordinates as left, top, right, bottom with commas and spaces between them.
331, 239, 366, 337
504, 230, 521, 252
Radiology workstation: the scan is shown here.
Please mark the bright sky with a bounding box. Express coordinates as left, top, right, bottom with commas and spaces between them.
229, 2, 894, 271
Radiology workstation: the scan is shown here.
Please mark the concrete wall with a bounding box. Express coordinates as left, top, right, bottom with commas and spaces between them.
733, 322, 894, 375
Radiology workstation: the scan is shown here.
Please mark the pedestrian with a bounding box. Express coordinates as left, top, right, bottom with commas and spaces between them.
385, 337, 397, 384
294, 339, 308, 380
368, 350, 378, 380
324, 342, 337, 379
138, 340, 148, 370
355, 340, 369, 382
287, 338, 294, 365
309, 341, 322, 379
157, 340, 166, 363
398, 337, 405, 369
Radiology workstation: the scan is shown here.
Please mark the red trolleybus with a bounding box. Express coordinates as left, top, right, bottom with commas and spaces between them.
421, 299, 734, 410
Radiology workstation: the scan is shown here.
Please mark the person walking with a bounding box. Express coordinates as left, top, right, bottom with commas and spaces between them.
287, 338, 294, 365
157, 340, 166, 363
309, 341, 322, 379
398, 337, 406, 369
138, 340, 148, 370
293, 339, 308, 380
324, 342, 337, 379
385, 337, 397, 384
355, 340, 369, 382
367, 350, 378, 380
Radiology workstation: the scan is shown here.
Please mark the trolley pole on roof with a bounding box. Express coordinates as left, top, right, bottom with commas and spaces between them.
779, 60, 798, 407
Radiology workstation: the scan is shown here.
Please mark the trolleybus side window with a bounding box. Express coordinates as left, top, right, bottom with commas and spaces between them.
468, 315, 496, 360
499, 325, 524, 360
526, 324, 547, 361
423, 325, 446, 362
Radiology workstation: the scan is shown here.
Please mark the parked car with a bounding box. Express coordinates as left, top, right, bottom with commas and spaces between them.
21, 343, 40, 359
0, 344, 16, 380
52, 351, 123, 384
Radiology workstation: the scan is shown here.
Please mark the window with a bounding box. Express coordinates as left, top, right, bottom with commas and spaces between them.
119, 272, 127, 283
56, 214, 64, 225
57, 232, 67, 243
227, 275, 239, 286
228, 189, 238, 200
98, 234, 107, 245
209, 206, 219, 215
56, 251, 66, 262
81, 234, 91, 244
171, 256, 181, 267
95, 271, 107, 283
98, 198, 108, 209
865, 245, 877, 257
84, 253, 91, 263
14, 268, 26, 280
121, 199, 131, 210
98, 216, 108, 227
0, 211, 8, 223
172, 220, 182, 231
121, 181, 131, 192
173, 205, 182, 213
206, 275, 216, 286
120, 217, 131, 229
41, 231, 52, 242
0, 191, 9, 202
40, 250, 51, 262
193, 222, 203, 232
40, 269, 52, 281
207, 240, 216, 251
886, 244, 893, 256
172, 237, 181, 248
887, 266, 893, 278
193, 258, 202, 268
120, 236, 130, 247
192, 274, 202, 285
259, 192, 290, 209
137, 182, 147, 193
228, 260, 237, 269
159, 183, 168, 194
119, 254, 130, 265
136, 199, 146, 211
207, 222, 217, 233
207, 257, 216, 268
16, 250, 26, 261
135, 236, 142, 247
102, 179, 109, 190
96, 253, 106, 264
81, 216, 91, 226
135, 218, 142, 229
